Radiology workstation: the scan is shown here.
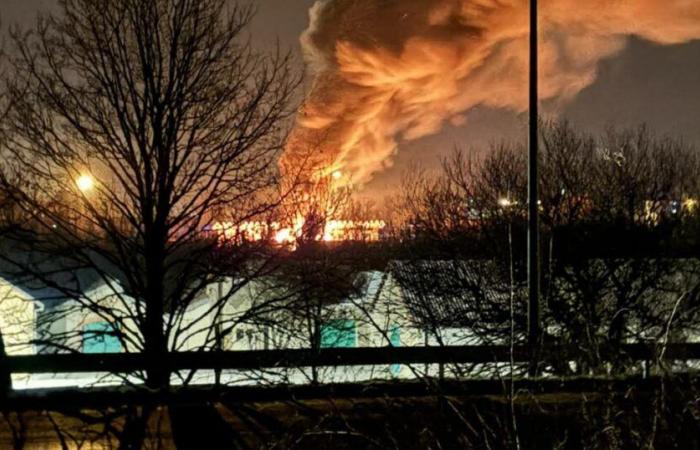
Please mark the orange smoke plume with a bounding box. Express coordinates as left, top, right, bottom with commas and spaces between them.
282, 0, 700, 186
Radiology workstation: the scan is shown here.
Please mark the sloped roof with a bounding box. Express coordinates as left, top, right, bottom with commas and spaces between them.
0, 248, 110, 306
389, 260, 514, 328
346, 270, 387, 305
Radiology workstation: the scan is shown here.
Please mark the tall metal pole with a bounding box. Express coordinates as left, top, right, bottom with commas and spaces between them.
527, 0, 541, 375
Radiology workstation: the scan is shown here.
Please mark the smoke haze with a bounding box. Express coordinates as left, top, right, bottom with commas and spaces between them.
283, 0, 700, 186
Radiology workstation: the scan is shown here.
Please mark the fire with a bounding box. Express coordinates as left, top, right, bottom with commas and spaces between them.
212, 217, 386, 245
274, 227, 294, 244
274, 216, 305, 244
321, 219, 386, 242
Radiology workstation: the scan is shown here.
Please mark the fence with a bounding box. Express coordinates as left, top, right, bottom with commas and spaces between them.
5, 343, 700, 374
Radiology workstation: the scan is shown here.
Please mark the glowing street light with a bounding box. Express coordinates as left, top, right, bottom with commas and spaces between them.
331, 170, 342, 180
76, 174, 95, 192
684, 198, 698, 212
498, 197, 514, 208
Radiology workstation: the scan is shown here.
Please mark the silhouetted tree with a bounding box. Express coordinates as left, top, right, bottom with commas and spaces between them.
0, 0, 298, 391
397, 121, 700, 374
0, 27, 14, 399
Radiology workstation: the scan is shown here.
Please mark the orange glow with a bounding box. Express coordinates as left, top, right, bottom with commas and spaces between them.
274, 227, 294, 244
212, 217, 385, 245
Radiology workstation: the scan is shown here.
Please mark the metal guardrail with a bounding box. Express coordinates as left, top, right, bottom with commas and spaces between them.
5, 374, 700, 412
5, 343, 700, 374
7, 375, 700, 411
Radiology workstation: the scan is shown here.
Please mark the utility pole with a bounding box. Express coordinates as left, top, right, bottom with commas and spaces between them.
527, 0, 541, 376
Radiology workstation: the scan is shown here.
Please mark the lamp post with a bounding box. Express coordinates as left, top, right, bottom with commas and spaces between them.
527, 0, 541, 375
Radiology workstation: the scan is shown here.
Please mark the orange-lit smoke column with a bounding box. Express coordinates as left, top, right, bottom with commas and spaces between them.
281, 0, 700, 188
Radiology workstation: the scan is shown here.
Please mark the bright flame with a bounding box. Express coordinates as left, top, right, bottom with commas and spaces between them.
212, 218, 386, 245
274, 228, 294, 244
274, 217, 305, 244
76, 174, 95, 192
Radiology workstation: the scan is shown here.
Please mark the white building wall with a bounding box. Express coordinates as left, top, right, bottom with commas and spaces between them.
0, 278, 37, 357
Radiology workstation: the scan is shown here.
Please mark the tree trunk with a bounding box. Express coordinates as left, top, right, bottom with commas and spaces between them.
118, 405, 152, 450
144, 230, 169, 390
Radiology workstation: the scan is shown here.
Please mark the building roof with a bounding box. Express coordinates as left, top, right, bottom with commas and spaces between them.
0, 246, 111, 306
389, 260, 514, 328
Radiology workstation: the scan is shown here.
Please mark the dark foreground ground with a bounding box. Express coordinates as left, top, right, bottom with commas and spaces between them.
2, 375, 700, 449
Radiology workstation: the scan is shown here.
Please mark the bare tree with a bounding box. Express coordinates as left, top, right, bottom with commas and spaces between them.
0, 19, 15, 399
397, 121, 700, 374
252, 178, 376, 383
0, 0, 299, 392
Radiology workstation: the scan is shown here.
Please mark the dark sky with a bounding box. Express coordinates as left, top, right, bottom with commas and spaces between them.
3, 0, 700, 197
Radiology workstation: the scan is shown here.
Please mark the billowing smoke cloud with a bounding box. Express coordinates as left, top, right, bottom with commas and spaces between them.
283, 0, 700, 186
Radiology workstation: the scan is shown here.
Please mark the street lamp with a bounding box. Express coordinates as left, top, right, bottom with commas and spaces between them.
74, 174, 95, 231
498, 197, 514, 208
76, 174, 95, 192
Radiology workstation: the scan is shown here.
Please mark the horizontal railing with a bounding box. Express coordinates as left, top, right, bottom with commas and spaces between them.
7, 375, 700, 410
5, 343, 700, 374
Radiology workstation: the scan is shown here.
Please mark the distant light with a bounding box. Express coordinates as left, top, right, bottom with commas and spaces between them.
76, 174, 95, 192
332, 170, 342, 180
498, 198, 512, 207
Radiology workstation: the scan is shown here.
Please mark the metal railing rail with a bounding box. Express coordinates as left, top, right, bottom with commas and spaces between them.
5, 343, 700, 374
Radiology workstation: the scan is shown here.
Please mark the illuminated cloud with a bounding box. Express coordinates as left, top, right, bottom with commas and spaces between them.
282, 0, 700, 186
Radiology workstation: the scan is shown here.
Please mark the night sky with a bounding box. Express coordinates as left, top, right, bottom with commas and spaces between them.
3, 0, 700, 198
